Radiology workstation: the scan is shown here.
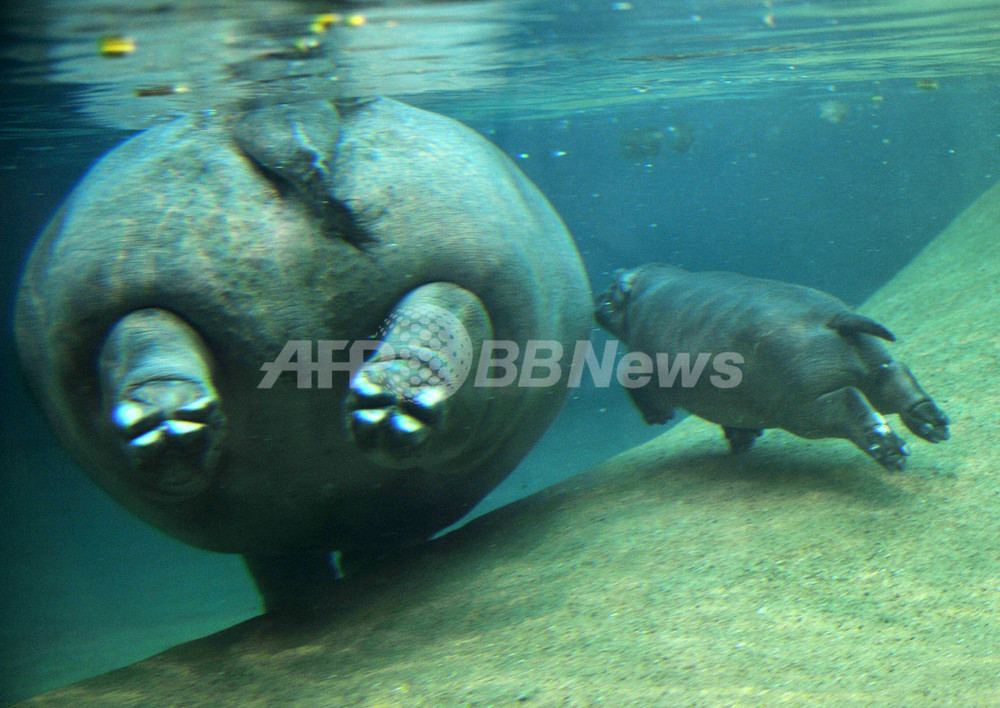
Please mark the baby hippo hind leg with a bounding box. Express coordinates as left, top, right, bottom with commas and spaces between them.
866, 360, 950, 444
800, 386, 910, 471
99, 308, 225, 497
346, 283, 492, 468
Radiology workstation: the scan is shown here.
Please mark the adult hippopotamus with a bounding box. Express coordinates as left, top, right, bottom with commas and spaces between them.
15, 97, 591, 611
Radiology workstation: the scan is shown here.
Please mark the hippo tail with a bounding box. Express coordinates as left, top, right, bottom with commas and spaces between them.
826, 312, 896, 342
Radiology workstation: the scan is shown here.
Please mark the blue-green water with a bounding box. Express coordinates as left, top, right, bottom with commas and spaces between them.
1, 1, 999, 703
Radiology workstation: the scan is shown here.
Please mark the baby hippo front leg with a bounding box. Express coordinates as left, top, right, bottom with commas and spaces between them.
346, 283, 492, 469
798, 386, 911, 471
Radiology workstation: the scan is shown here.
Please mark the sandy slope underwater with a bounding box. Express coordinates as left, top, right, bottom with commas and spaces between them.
20, 179, 1000, 706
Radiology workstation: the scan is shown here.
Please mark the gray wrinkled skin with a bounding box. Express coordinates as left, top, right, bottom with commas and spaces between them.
596, 264, 949, 471
16, 97, 591, 609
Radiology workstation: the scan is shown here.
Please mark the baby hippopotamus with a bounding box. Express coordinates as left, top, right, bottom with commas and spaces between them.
595, 264, 950, 470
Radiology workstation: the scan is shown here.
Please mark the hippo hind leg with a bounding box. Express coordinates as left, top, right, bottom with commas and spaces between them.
346, 283, 492, 469
99, 308, 225, 497
798, 386, 910, 471
865, 360, 950, 443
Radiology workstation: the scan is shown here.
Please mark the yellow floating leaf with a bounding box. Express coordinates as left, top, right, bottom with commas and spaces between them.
98, 35, 136, 57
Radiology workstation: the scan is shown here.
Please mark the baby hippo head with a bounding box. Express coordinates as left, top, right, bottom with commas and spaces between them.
594, 267, 642, 339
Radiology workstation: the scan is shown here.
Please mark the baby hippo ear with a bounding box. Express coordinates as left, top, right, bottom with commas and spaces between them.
594, 268, 638, 338
610, 268, 639, 303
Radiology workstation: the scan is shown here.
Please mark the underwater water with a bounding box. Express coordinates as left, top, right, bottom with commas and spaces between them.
1, 0, 999, 703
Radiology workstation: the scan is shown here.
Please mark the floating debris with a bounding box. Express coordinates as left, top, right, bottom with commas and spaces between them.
915, 78, 939, 92
261, 36, 323, 60
134, 85, 190, 98
97, 35, 136, 58
310, 13, 341, 33
667, 124, 694, 153
618, 124, 694, 159
819, 99, 849, 124
292, 37, 322, 54
619, 126, 664, 159
308, 11, 365, 34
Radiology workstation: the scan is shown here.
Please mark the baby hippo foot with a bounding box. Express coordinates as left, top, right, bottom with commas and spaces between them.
347, 354, 449, 468
100, 308, 225, 498
901, 400, 951, 443
860, 420, 909, 472
812, 386, 911, 472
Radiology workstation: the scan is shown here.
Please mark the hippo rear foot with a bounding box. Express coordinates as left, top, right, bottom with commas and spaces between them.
347, 282, 491, 468
901, 400, 951, 443
865, 360, 950, 444
348, 367, 446, 456
99, 308, 225, 497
